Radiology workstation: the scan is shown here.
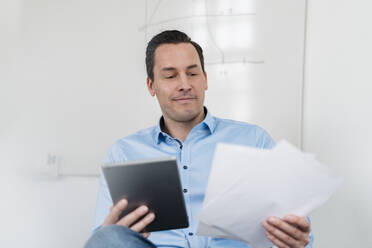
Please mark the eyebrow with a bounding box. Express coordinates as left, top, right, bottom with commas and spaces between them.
161, 67, 176, 72
187, 64, 198, 70
161, 64, 199, 72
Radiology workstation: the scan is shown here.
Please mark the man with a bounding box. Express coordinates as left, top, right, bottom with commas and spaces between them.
86, 30, 313, 248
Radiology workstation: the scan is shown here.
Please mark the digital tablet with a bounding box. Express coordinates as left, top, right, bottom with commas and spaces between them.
102, 157, 189, 232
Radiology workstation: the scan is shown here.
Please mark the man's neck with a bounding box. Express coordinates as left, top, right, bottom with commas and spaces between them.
162, 109, 205, 142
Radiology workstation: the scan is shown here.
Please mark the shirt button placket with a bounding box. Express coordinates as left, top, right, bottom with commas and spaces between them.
182, 142, 193, 243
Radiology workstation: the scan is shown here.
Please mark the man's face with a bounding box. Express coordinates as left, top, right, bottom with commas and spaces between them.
147, 43, 208, 123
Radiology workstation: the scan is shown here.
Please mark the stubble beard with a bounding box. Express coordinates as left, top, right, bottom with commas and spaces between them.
165, 105, 203, 123
162, 97, 205, 124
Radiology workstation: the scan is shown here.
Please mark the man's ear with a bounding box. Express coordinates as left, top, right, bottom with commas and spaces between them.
204, 71, 208, 90
146, 77, 156, 96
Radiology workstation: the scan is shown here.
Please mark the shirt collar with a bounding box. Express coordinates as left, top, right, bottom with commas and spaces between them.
153, 106, 216, 144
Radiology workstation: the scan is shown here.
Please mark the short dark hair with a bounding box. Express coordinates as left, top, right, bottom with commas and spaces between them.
145, 30, 205, 81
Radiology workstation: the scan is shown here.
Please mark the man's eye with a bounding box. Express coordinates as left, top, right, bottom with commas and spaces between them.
166, 75, 175, 79
189, 73, 198, 76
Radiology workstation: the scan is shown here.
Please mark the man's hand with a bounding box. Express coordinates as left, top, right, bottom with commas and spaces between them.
102, 199, 155, 238
262, 215, 310, 248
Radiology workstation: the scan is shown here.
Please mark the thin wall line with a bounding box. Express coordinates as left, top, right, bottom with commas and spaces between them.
59, 173, 99, 178
300, 0, 309, 150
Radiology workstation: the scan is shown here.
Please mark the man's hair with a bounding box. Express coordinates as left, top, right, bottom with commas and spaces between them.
145, 30, 205, 81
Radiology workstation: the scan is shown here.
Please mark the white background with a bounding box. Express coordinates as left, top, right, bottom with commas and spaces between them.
1, 0, 371, 247
303, 0, 372, 247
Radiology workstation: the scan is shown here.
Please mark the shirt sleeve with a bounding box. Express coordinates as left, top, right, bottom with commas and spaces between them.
91, 171, 112, 234
305, 216, 314, 247
256, 126, 276, 149
91, 141, 128, 234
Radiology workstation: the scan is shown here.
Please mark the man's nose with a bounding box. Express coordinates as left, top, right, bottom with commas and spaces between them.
178, 73, 191, 91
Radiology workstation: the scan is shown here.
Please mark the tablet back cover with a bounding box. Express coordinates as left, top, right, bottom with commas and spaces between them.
102, 157, 189, 232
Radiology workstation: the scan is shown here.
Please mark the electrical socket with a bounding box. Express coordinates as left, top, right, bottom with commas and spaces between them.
37, 153, 60, 180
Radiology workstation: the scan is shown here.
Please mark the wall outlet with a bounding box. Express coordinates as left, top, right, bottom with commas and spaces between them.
36, 153, 60, 180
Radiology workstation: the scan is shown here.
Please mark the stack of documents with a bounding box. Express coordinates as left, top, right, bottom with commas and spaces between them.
197, 140, 343, 248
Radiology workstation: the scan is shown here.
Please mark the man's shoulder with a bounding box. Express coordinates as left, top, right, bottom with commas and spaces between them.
214, 116, 266, 133
115, 126, 157, 146
213, 116, 275, 149
104, 126, 157, 161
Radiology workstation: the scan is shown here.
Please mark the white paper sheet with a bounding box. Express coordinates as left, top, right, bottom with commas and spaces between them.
197, 140, 343, 248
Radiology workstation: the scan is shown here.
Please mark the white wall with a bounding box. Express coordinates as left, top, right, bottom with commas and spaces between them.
304, 0, 372, 247
1, 0, 152, 247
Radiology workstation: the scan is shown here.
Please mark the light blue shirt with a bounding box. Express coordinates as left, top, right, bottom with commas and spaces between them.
93, 108, 314, 247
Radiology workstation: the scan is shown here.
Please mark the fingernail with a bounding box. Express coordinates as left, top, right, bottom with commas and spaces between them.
146, 213, 155, 221
119, 199, 127, 207
268, 217, 277, 224
139, 206, 148, 213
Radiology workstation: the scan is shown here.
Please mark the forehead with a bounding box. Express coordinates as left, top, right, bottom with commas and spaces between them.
154, 43, 201, 70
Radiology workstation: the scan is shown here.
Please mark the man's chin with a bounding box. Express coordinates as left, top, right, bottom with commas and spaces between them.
167, 108, 203, 123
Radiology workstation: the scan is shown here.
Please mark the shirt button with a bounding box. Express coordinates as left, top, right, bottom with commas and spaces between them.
188, 232, 194, 236
183, 189, 188, 193
183, 165, 188, 170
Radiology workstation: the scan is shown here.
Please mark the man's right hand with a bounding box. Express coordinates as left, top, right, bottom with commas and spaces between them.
102, 199, 155, 238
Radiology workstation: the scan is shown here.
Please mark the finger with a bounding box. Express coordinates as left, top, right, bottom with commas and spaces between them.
266, 231, 290, 248
117, 205, 149, 227
262, 220, 298, 247
284, 215, 310, 233
142, 232, 151, 238
130, 212, 155, 232
266, 216, 304, 240
103, 199, 128, 226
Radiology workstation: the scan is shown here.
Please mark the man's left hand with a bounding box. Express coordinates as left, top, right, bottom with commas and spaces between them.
262, 215, 310, 248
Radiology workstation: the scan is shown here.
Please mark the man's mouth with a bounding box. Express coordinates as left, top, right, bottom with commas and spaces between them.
173, 96, 197, 100
174, 97, 195, 100
172, 96, 197, 103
